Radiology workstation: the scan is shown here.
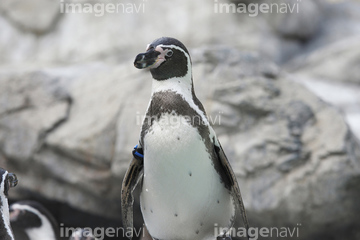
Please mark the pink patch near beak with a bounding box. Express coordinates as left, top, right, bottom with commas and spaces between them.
9, 208, 21, 221
149, 46, 173, 69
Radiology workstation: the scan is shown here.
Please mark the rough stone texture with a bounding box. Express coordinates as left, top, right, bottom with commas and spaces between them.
1, 62, 150, 218
0, 0, 264, 64
2, 47, 360, 240
266, 0, 322, 40
0, 70, 69, 161
289, 74, 360, 141
282, 2, 360, 140
0, 0, 60, 34
0, 0, 359, 67
303, 1, 360, 55
284, 1, 360, 83
286, 36, 360, 85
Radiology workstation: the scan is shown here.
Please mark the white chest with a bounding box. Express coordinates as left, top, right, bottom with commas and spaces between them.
140, 114, 234, 240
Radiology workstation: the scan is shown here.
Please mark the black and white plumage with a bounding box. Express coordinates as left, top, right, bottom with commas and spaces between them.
10, 201, 100, 240
121, 37, 249, 240
0, 167, 18, 240
10, 200, 60, 240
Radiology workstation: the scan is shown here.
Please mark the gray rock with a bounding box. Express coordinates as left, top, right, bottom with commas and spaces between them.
289, 74, 360, 141
3, 62, 150, 218
283, 1, 360, 73
0, 70, 70, 161
304, 1, 360, 54
0, 0, 360, 69
259, 33, 303, 64
262, 0, 360, 65
266, 0, 322, 40
0, 0, 60, 34
286, 35, 360, 85
258, 0, 323, 64
0, 0, 265, 64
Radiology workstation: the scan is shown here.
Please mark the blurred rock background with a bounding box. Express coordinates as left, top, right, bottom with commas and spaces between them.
0, 0, 360, 239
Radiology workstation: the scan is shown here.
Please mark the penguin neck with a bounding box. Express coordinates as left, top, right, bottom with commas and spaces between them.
0, 194, 15, 240
20, 206, 58, 240
150, 69, 194, 99
149, 70, 209, 127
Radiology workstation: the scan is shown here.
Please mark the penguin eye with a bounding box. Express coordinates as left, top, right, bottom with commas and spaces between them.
165, 50, 173, 58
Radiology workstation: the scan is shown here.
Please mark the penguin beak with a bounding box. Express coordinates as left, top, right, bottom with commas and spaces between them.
134, 48, 161, 69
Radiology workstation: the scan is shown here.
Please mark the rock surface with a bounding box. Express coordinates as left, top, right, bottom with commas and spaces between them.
286, 36, 360, 85
289, 74, 360, 141
266, 0, 322, 40
0, 0, 264, 64
0, 0, 60, 34
1, 62, 148, 218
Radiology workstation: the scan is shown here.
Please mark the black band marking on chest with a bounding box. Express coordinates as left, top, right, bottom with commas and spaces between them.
140, 90, 232, 190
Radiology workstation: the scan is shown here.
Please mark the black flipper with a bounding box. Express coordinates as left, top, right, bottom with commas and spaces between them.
214, 141, 250, 240
121, 146, 144, 240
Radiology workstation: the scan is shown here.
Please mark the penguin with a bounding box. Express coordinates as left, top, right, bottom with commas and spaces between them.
10, 200, 60, 240
0, 167, 18, 240
121, 37, 249, 240
10, 200, 100, 240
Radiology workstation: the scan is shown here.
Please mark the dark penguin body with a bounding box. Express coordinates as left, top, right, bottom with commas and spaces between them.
121, 37, 249, 240
0, 168, 18, 240
10, 200, 60, 240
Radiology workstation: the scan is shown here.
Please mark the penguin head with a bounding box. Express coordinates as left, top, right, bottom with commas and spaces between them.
0, 168, 18, 198
10, 201, 43, 230
10, 200, 60, 240
134, 37, 191, 81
